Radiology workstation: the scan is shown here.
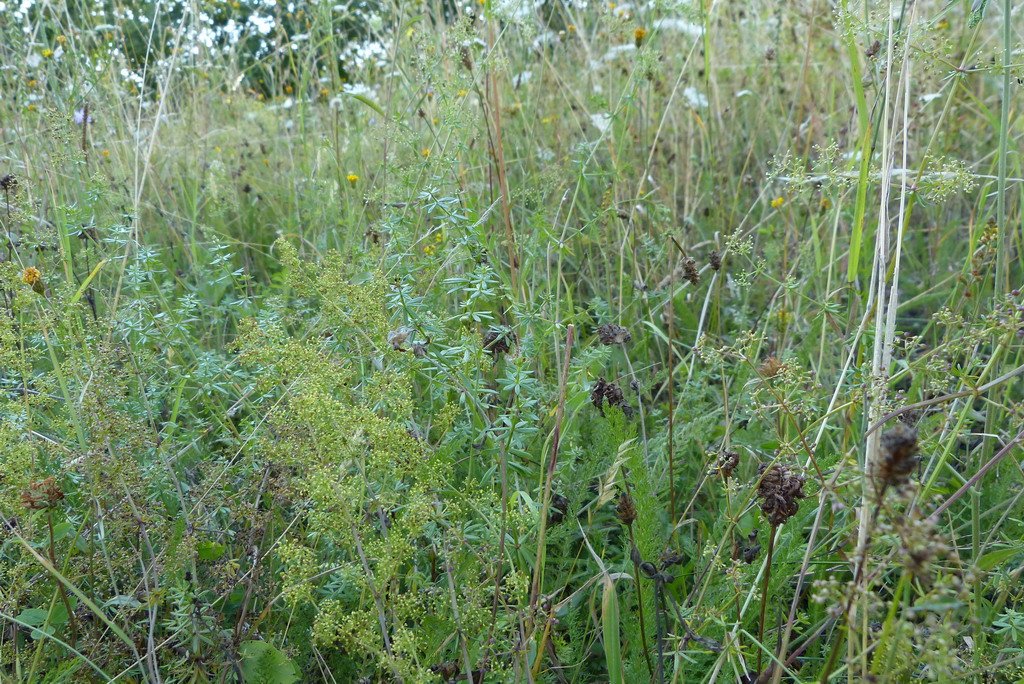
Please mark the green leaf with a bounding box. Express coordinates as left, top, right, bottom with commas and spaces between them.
16, 607, 49, 627
968, 0, 988, 27
347, 92, 384, 117
239, 640, 299, 684
51, 521, 75, 541
601, 577, 622, 684
197, 541, 226, 561
977, 546, 1022, 572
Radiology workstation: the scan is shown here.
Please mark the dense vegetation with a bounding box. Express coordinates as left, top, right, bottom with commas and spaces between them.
1, 0, 1023, 681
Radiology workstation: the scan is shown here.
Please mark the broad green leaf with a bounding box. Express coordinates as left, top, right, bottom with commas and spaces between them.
197, 541, 226, 561
240, 640, 299, 684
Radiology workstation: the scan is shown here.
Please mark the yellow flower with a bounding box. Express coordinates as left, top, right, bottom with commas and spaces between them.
421, 147, 431, 158
320, 87, 330, 97
567, 24, 576, 33
423, 244, 436, 255
434, 231, 443, 243
541, 115, 555, 124
457, 89, 468, 98
56, 35, 67, 45
101, 149, 110, 159
283, 84, 293, 94
27, 79, 37, 88
347, 173, 359, 187
22, 267, 46, 293
22, 267, 41, 286
634, 27, 647, 48
819, 197, 832, 211
41, 48, 53, 58
770, 196, 785, 209
936, 18, 950, 31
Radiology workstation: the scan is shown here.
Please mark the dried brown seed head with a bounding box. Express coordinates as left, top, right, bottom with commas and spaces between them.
616, 492, 637, 525
549, 493, 569, 525
597, 323, 631, 345
756, 463, 805, 526
683, 257, 700, 286
759, 356, 784, 379
708, 250, 722, 271
482, 328, 515, 357
590, 378, 633, 417
874, 423, 919, 489
718, 450, 740, 479
21, 477, 64, 511
735, 530, 760, 564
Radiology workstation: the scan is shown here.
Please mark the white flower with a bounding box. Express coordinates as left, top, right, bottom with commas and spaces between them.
590, 113, 612, 133
683, 87, 708, 108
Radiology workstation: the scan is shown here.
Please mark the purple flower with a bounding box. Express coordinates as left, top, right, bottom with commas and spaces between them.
73, 108, 94, 126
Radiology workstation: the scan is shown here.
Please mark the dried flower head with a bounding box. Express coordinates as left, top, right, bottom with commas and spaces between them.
0, 173, 16, 192
590, 377, 632, 417
21, 267, 42, 286
708, 249, 722, 271
549, 493, 569, 525
597, 323, 631, 345
756, 463, 806, 526
616, 492, 637, 525
482, 327, 516, 357
388, 328, 412, 351
735, 530, 760, 564
683, 257, 700, 286
759, 356, 784, 379
874, 423, 919, 490
21, 477, 64, 511
717, 450, 740, 479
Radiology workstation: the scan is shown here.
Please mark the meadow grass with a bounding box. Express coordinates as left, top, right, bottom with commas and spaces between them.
0, 0, 1023, 682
